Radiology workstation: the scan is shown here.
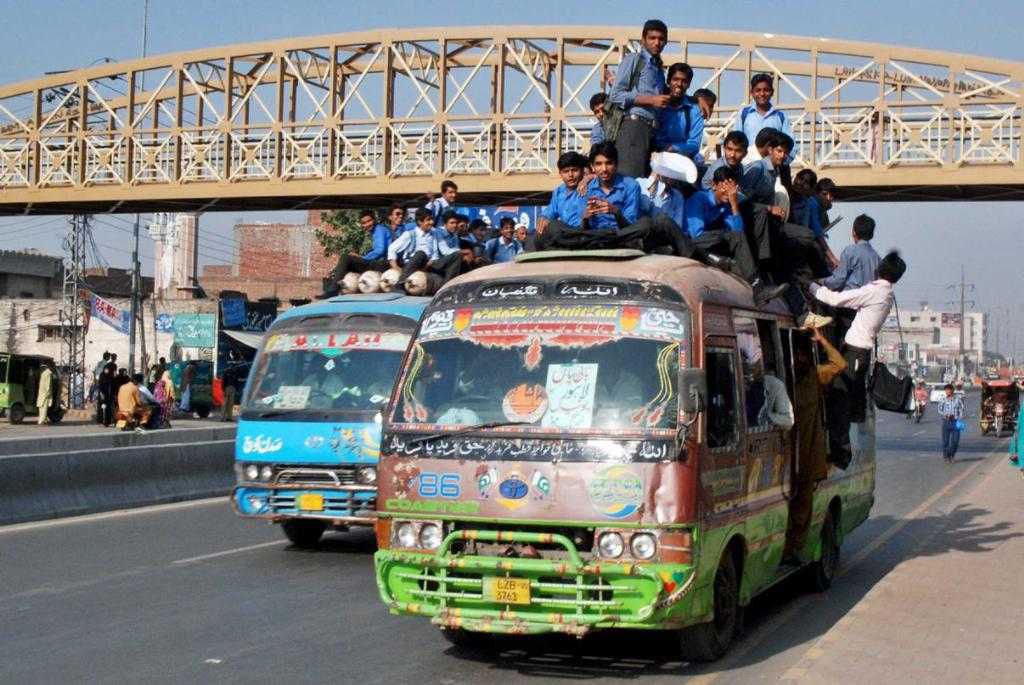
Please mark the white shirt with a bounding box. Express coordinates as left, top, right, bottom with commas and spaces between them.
387, 227, 457, 262
810, 279, 894, 350
760, 373, 794, 429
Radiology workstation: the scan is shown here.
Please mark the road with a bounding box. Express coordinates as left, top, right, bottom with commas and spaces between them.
0, 417, 228, 440
0, 395, 1008, 684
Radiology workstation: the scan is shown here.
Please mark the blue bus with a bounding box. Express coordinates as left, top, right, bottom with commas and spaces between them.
232, 294, 429, 547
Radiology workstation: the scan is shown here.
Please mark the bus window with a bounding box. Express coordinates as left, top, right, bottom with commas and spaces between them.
0, 355, 7, 383
705, 348, 739, 449
735, 316, 766, 430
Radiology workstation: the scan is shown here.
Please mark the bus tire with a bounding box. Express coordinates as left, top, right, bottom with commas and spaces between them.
281, 519, 326, 548
8, 402, 25, 424
47, 407, 64, 424
808, 508, 840, 592
440, 628, 493, 652
679, 551, 739, 662
194, 404, 211, 419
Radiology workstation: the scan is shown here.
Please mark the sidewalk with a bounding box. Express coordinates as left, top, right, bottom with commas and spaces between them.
783, 456, 1024, 684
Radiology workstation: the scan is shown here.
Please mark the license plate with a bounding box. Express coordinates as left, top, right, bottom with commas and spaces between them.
297, 493, 324, 511
483, 577, 531, 605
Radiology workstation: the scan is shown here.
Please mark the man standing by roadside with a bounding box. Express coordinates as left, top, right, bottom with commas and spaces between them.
36, 361, 54, 425
608, 19, 669, 177
938, 384, 965, 462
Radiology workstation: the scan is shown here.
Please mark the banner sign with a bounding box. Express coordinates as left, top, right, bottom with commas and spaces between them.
155, 313, 175, 332
91, 294, 130, 334
220, 298, 247, 328
941, 313, 962, 328
174, 313, 216, 348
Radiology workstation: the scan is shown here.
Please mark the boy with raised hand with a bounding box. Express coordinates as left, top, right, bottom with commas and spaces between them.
608, 18, 669, 178
320, 209, 393, 298
655, 62, 705, 165
589, 92, 607, 146
683, 165, 788, 307
424, 180, 459, 225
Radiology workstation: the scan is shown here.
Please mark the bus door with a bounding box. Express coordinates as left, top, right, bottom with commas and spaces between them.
701, 335, 743, 521
733, 314, 791, 577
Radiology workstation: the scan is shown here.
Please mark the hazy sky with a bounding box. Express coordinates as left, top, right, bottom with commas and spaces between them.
2, 0, 1023, 356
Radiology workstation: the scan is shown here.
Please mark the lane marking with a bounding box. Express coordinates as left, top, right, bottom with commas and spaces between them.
691, 441, 999, 685
0, 496, 228, 535
172, 540, 282, 565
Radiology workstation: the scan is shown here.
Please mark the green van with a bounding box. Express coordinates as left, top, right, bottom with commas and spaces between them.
0, 353, 64, 424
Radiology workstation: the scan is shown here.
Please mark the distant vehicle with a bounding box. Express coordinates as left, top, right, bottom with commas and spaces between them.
0, 353, 64, 424
928, 383, 949, 403
168, 360, 214, 418
980, 380, 1019, 437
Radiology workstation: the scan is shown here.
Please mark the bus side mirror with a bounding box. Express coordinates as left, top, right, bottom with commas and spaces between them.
680, 369, 706, 414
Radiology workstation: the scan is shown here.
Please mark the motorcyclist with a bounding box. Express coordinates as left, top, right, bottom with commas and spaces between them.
908, 381, 928, 421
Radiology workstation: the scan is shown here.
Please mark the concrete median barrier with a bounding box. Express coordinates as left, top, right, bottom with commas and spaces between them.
0, 430, 236, 525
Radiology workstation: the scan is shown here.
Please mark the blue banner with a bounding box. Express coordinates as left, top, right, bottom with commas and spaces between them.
91, 294, 130, 334
221, 298, 247, 328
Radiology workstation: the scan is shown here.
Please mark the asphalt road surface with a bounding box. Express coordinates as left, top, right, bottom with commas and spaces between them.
1, 394, 1008, 684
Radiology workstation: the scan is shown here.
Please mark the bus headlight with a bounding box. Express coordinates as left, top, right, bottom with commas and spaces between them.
630, 532, 657, 560
244, 464, 259, 481
419, 523, 443, 550
395, 522, 418, 549
259, 465, 274, 482
597, 532, 625, 559
356, 466, 377, 485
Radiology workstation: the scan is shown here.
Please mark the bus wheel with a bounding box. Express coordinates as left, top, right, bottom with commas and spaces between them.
808, 509, 840, 592
8, 403, 25, 424
679, 551, 739, 662
281, 519, 326, 548
194, 405, 211, 419
47, 407, 65, 424
440, 628, 494, 652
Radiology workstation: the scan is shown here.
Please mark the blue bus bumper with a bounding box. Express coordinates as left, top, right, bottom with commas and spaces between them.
231, 485, 377, 525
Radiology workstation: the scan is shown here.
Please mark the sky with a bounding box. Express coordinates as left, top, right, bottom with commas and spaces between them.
2, 0, 1023, 357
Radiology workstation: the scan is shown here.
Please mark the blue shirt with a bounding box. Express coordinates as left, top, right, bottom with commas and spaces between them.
823, 241, 881, 292
609, 49, 666, 122
683, 189, 744, 238
591, 119, 605, 145
937, 395, 965, 421
425, 197, 461, 225
700, 158, 750, 205
387, 227, 458, 262
733, 102, 795, 162
362, 224, 393, 261
791, 195, 824, 237
637, 176, 685, 228
740, 158, 777, 206
584, 174, 641, 231
439, 228, 461, 250
656, 98, 705, 162
485, 237, 523, 263
542, 183, 587, 228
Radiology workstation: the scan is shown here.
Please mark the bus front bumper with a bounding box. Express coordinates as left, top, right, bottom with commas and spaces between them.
232, 484, 377, 525
374, 529, 698, 636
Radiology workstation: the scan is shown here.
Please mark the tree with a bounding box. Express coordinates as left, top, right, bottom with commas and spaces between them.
315, 210, 371, 259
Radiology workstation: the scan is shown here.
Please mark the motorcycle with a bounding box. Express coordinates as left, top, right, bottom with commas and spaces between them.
906, 397, 926, 422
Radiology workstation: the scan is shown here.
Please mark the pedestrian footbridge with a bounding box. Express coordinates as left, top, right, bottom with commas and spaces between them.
2, 26, 1023, 215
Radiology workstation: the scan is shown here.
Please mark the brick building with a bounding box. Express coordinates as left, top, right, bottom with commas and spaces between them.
200, 210, 334, 302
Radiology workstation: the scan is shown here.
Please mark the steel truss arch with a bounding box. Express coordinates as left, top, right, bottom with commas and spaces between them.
2, 25, 1024, 214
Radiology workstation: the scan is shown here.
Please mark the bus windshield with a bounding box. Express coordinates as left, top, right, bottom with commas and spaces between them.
243, 330, 410, 418
392, 303, 685, 432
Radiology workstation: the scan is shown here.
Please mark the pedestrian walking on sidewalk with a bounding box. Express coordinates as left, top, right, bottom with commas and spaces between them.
938, 383, 965, 462
1009, 398, 1024, 474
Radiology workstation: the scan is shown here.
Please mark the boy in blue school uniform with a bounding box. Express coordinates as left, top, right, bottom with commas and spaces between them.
734, 73, 795, 163
655, 62, 704, 166
424, 180, 459, 224
537, 151, 589, 236
320, 209, 394, 297
484, 218, 524, 263
589, 92, 607, 146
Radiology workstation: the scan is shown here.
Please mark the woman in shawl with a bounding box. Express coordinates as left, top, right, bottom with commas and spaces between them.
153, 370, 176, 428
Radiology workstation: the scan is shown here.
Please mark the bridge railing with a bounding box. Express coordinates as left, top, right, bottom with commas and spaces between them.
1, 27, 1023, 204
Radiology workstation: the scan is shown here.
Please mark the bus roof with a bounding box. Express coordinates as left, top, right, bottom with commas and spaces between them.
439, 252, 788, 315
275, 294, 430, 323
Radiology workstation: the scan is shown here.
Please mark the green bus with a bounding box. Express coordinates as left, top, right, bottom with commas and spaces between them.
373, 251, 875, 660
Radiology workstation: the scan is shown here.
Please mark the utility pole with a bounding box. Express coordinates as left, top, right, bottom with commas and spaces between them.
128, 0, 151, 375
947, 265, 974, 381
60, 215, 88, 406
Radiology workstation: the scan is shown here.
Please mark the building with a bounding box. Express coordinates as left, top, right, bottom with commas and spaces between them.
0, 249, 62, 298
878, 306, 986, 374
198, 210, 333, 302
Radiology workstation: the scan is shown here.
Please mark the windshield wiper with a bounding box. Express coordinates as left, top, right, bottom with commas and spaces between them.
410, 421, 531, 445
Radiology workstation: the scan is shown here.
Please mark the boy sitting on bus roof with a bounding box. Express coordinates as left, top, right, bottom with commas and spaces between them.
536, 142, 693, 258
388, 208, 463, 287
683, 165, 788, 307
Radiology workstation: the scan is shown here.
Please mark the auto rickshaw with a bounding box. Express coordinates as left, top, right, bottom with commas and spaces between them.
980, 380, 1019, 437
0, 352, 65, 424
